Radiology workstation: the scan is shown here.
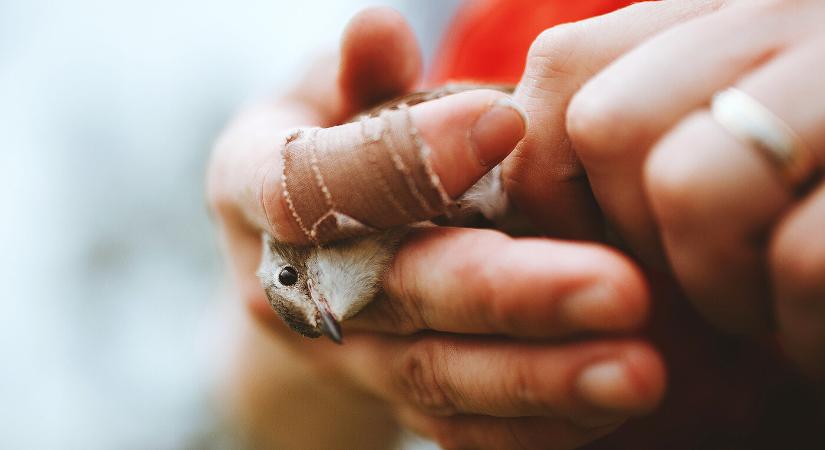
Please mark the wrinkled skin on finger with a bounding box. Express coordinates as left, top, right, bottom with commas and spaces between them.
209, 7, 669, 450
562, 0, 825, 380
272, 227, 668, 450
499, 0, 825, 446
212, 2, 825, 449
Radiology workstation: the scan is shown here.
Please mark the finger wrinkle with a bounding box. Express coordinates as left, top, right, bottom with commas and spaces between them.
396, 337, 461, 416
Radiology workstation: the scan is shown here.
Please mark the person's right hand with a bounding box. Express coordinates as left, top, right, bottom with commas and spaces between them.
208, 7, 665, 450
502, 0, 824, 446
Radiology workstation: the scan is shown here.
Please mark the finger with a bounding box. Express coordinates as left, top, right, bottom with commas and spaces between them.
285, 6, 422, 126
264, 89, 526, 244
398, 410, 622, 450
508, 0, 724, 239
335, 334, 665, 419
568, 0, 821, 265
338, 7, 421, 112
771, 183, 825, 380
644, 34, 825, 335
208, 7, 425, 321
345, 227, 649, 338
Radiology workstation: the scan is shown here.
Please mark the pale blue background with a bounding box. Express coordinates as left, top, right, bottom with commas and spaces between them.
0, 1, 458, 448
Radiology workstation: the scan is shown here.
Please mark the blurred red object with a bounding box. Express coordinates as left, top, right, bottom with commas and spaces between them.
430, 0, 638, 85
429, 2, 825, 449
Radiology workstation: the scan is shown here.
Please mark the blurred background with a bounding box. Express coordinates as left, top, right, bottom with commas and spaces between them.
0, 1, 458, 448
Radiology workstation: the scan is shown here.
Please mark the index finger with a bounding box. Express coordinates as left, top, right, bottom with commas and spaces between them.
345, 227, 649, 338
508, 0, 725, 241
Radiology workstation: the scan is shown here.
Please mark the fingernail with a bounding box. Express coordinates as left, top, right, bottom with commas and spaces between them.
470, 97, 527, 166
577, 361, 634, 411
559, 283, 620, 330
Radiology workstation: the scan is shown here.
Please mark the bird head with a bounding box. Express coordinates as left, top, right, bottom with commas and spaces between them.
257, 230, 405, 343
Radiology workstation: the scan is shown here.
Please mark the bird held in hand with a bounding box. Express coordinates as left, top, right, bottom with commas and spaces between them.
257, 85, 519, 343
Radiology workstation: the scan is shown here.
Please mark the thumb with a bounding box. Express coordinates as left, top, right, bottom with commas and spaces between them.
215, 9, 524, 246
265, 88, 527, 245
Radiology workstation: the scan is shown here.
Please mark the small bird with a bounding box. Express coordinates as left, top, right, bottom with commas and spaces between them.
257, 225, 409, 343
257, 86, 519, 343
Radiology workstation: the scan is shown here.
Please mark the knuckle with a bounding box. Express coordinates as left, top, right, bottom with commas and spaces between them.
376, 291, 425, 334
455, 256, 498, 320
507, 361, 549, 413
525, 23, 585, 84
645, 167, 699, 231
530, 24, 581, 62
644, 125, 707, 230
566, 88, 643, 166
479, 264, 528, 333
487, 296, 525, 335
395, 338, 459, 416
448, 237, 517, 331
384, 256, 429, 333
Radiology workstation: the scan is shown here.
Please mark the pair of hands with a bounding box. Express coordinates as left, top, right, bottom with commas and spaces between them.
208, 1, 825, 448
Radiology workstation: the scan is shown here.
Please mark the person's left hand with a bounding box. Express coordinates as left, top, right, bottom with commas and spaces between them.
507, 0, 825, 381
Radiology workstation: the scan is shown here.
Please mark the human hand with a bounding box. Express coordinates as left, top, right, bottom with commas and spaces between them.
208, 7, 665, 449
508, 0, 825, 380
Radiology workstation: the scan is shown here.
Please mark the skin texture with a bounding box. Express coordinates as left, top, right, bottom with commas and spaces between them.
257, 86, 519, 342
499, 0, 825, 445
513, 0, 825, 378
208, 7, 665, 450
208, 1, 825, 448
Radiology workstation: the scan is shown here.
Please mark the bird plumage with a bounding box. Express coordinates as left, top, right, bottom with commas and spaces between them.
257, 227, 408, 339
257, 166, 511, 341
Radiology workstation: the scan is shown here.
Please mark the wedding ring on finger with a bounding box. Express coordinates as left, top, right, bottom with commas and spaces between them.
711, 87, 819, 192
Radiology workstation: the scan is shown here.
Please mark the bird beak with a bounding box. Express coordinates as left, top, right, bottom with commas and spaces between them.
307, 279, 343, 344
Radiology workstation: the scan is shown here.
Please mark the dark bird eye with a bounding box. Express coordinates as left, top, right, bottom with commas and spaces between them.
278, 266, 299, 286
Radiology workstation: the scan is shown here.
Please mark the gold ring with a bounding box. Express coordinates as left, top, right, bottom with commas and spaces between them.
711, 87, 818, 191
